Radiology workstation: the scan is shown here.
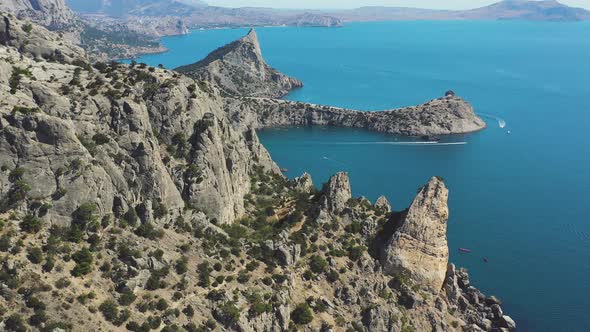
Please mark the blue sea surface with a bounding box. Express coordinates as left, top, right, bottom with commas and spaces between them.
133, 21, 590, 331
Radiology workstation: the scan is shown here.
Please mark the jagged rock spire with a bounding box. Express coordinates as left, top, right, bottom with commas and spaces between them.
176, 28, 303, 98
381, 176, 450, 292
321, 172, 352, 213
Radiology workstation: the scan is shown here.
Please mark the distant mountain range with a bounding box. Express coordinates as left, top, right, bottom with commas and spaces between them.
65, 0, 207, 17
3, 0, 588, 61
332, 0, 590, 21
64, 0, 590, 22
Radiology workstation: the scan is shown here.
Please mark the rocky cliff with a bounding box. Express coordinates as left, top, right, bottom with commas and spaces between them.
0, 15, 513, 332
0, 0, 76, 29
227, 96, 486, 136
176, 29, 303, 98
0, 12, 86, 63
381, 177, 450, 292
0, 12, 277, 227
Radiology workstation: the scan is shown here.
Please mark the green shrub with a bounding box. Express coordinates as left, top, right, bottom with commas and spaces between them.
291, 303, 313, 325
216, 301, 240, 326
118, 290, 136, 306
175, 256, 188, 274
72, 202, 98, 230
135, 222, 164, 239
21, 214, 42, 233
71, 248, 94, 277
156, 298, 169, 311
182, 304, 194, 318
92, 133, 110, 145
22, 23, 33, 34
99, 300, 119, 322
27, 246, 43, 264
197, 262, 210, 287
348, 246, 366, 261
123, 208, 139, 227
55, 277, 71, 289
4, 314, 26, 332
8, 167, 25, 182
308, 255, 328, 274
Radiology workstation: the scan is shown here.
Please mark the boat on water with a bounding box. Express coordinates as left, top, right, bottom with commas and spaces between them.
458, 248, 472, 253
420, 135, 441, 142
280, 168, 289, 173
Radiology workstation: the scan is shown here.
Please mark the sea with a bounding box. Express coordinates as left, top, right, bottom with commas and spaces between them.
131, 21, 590, 331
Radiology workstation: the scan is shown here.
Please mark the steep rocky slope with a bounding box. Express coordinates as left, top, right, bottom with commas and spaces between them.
0, 0, 76, 29
0, 15, 513, 332
0, 12, 277, 227
176, 29, 303, 98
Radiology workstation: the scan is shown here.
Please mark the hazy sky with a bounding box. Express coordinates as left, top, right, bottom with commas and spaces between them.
205, 0, 590, 10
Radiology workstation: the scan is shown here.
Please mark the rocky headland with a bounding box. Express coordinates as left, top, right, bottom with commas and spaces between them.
186, 29, 486, 137
227, 96, 486, 137
0, 11, 512, 332
176, 29, 303, 99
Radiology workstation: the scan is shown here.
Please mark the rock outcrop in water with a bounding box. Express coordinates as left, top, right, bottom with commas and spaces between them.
0, 16, 512, 332
176, 29, 303, 98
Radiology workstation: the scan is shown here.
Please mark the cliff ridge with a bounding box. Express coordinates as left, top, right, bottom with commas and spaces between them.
176, 29, 303, 98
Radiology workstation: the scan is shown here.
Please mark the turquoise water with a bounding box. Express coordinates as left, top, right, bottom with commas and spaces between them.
133, 22, 590, 331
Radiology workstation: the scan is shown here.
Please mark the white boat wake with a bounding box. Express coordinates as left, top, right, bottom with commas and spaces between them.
479, 113, 507, 129
319, 141, 467, 146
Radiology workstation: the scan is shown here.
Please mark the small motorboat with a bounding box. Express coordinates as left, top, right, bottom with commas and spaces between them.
420, 135, 441, 142
483, 257, 489, 263
458, 248, 472, 253
280, 168, 289, 173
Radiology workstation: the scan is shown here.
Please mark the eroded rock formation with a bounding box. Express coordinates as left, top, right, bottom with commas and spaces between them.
0, 15, 514, 332
381, 176, 450, 292
176, 29, 303, 98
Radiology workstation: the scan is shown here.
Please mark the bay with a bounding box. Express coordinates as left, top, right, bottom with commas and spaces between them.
133, 21, 590, 331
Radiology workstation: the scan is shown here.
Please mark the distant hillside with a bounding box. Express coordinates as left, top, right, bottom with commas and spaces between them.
461, 0, 590, 21
65, 0, 207, 17
326, 0, 590, 22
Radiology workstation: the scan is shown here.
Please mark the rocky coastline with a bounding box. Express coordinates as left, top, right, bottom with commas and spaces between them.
0, 10, 512, 332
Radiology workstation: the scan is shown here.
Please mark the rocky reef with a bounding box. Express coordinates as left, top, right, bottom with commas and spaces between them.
0, 13, 513, 332
176, 29, 303, 98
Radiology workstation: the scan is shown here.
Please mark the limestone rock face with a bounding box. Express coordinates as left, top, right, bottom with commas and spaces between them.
227, 95, 486, 136
0, 18, 278, 226
381, 176, 450, 292
321, 172, 352, 213
375, 195, 392, 213
0, 0, 76, 29
293, 172, 314, 193
176, 29, 303, 98
0, 13, 85, 63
